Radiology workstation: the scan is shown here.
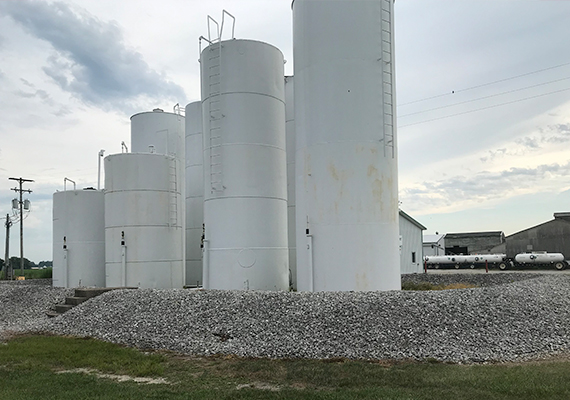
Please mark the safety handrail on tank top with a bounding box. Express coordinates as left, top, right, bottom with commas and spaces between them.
220, 10, 235, 40
207, 15, 220, 43
64, 177, 76, 191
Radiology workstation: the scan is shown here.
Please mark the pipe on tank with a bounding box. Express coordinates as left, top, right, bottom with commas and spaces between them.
307, 234, 314, 292
203, 239, 210, 289
120, 231, 126, 287
97, 150, 105, 190
63, 242, 69, 288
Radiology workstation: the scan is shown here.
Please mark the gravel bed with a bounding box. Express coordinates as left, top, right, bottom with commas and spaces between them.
0, 280, 73, 340
2, 274, 570, 363
401, 272, 542, 287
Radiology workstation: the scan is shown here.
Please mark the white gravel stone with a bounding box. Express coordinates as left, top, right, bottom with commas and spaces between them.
2, 274, 570, 363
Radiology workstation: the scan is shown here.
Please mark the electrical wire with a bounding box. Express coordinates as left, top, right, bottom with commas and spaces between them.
398, 86, 570, 128
399, 75, 570, 118
398, 61, 570, 107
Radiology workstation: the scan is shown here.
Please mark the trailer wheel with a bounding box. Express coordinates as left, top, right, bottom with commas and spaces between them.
555, 262, 566, 271
498, 262, 507, 271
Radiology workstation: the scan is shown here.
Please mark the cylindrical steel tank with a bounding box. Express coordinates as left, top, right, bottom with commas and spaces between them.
293, 0, 400, 291
130, 109, 185, 159
104, 153, 184, 289
201, 39, 288, 291
285, 76, 296, 290
52, 189, 105, 288
185, 101, 204, 287
515, 252, 565, 264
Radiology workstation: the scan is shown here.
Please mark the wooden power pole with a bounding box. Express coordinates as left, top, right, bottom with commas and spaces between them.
9, 177, 33, 277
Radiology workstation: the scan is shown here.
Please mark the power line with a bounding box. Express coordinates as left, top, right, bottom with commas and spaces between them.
398, 61, 570, 107
398, 86, 570, 129
399, 75, 570, 118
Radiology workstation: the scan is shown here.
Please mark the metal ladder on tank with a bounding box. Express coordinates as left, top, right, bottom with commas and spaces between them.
168, 159, 178, 227
380, 0, 395, 158
199, 11, 236, 194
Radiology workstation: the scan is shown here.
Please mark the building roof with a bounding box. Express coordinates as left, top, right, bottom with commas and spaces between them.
445, 231, 504, 239
505, 212, 570, 238
399, 209, 427, 230
423, 234, 445, 244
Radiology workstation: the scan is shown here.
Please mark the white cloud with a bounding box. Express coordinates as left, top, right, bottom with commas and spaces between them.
0, 0, 185, 113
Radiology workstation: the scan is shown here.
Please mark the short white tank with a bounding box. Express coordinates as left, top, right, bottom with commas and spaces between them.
201, 39, 288, 291
52, 189, 105, 288
285, 76, 296, 290
515, 252, 565, 264
185, 101, 204, 287
104, 153, 184, 289
130, 109, 185, 159
293, 0, 400, 291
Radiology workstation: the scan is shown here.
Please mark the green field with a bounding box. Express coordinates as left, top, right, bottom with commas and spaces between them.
0, 267, 52, 280
1, 335, 570, 399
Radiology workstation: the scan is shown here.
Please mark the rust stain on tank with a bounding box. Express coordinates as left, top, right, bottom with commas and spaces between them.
328, 163, 339, 181
367, 165, 378, 177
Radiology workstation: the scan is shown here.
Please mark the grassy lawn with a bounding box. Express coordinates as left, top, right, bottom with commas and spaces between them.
0, 268, 52, 280
1, 335, 570, 399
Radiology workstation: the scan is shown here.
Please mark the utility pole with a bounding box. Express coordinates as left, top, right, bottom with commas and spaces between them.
9, 177, 33, 277
4, 214, 11, 280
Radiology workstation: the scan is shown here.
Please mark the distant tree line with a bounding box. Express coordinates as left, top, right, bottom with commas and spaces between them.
0, 258, 52, 270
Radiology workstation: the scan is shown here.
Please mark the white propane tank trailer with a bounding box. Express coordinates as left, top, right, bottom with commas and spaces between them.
424, 252, 568, 270
510, 252, 567, 271
423, 254, 507, 270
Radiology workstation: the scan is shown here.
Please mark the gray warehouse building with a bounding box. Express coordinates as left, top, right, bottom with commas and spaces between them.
445, 231, 505, 255
491, 213, 570, 258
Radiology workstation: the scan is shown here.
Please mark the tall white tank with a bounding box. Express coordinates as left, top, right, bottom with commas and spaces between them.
185, 101, 204, 287
293, 0, 400, 291
52, 189, 105, 288
104, 153, 184, 289
285, 76, 296, 290
131, 109, 185, 159
201, 39, 288, 291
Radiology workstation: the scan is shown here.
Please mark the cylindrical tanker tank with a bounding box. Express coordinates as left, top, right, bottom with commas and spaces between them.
185, 101, 204, 287
285, 76, 296, 290
515, 252, 565, 264
52, 188, 105, 288
294, 0, 399, 291
201, 39, 288, 291
130, 109, 185, 160
104, 153, 184, 289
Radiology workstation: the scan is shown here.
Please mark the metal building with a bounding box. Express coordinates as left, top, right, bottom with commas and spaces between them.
496, 213, 570, 258
445, 231, 504, 255
201, 38, 289, 291
399, 210, 426, 274
423, 234, 446, 257
52, 188, 105, 288
185, 101, 204, 287
104, 153, 185, 289
285, 75, 296, 290
293, 0, 400, 291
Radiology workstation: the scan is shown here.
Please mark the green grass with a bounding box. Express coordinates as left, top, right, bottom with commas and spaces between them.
0, 268, 52, 280
1, 335, 570, 399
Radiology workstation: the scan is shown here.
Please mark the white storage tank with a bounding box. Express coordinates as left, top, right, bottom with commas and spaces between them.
131, 109, 185, 159
52, 188, 105, 288
201, 39, 289, 291
104, 153, 184, 289
285, 76, 296, 290
293, 0, 400, 291
185, 101, 204, 287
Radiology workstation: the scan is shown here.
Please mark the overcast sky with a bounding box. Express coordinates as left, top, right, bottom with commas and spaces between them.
1, 0, 570, 262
